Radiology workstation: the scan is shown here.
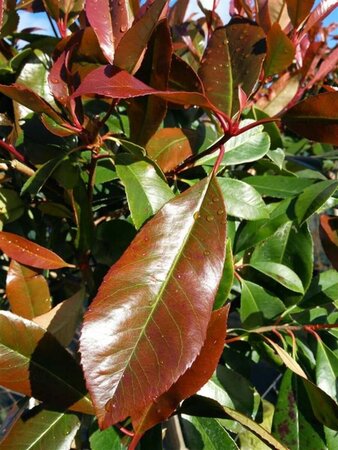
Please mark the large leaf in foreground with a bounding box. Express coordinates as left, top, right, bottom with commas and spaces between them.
0, 231, 73, 269
80, 176, 226, 427
131, 306, 229, 435
0, 408, 80, 450
0, 311, 93, 415
282, 92, 338, 145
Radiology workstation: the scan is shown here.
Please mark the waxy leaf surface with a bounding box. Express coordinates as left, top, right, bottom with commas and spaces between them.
282, 92, 338, 145
80, 176, 226, 427
0, 311, 93, 414
0, 231, 73, 269
264, 23, 295, 76
0, 408, 80, 450
6, 260, 51, 320
131, 306, 229, 434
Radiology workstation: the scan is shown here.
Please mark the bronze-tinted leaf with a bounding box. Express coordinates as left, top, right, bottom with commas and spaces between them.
6, 260, 51, 320
0, 231, 74, 269
0, 311, 93, 414
320, 215, 338, 271
286, 0, 314, 28
169, 54, 204, 93
131, 306, 230, 435
80, 176, 226, 427
282, 92, 338, 145
146, 127, 197, 173
264, 23, 295, 76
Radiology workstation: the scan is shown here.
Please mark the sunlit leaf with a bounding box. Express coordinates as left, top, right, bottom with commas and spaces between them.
259, 73, 300, 117
214, 239, 234, 310
265, 338, 307, 378
249, 261, 304, 293
286, 0, 314, 27
0, 408, 80, 450
6, 260, 51, 320
80, 176, 226, 427
282, 92, 338, 145
299, 270, 338, 308
0, 188, 25, 224
89, 424, 127, 450
0, 231, 74, 269
243, 175, 314, 198
264, 23, 295, 77
0, 311, 93, 414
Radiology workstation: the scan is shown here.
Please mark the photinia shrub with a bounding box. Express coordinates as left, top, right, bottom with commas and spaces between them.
0, 0, 337, 448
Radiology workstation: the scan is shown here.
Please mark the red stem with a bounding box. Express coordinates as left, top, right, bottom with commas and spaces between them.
128, 433, 142, 450
0, 140, 25, 162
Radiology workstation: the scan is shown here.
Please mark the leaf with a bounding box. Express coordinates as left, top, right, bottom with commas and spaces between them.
199, 19, 266, 116
286, 0, 315, 27
0, 311, 93, 414
320, 215, 338, 270
251, 221, 313, 294
243, 175, 315, 198
0, 0, 4, 31
303, 0, 338, 34
90, 424, 127, 450
6, 260, 51, 320
80, 176, 227, 427
0, 408, 81, 450
146, 128, 197, 173
0, 83, 63, 123
282, 92, 338, 145
264, 23, 295, 77
181, 415, 239, 450
299, 270, 338, 308
131, 306, 229, 435
249, 261, 304, 293
294, 180, 338, 225
86, 0, 133, 63
33, 288, 85, 347
260, 73, 300, 117
217, 178, 269, 220
114, 0, 168, 73
43, 0, 84, 25
265, 337, 307, 378
198, 126, 270, 167
0, 188, 25, 224
115, 154, 174, 229
240, 279, 285, 328
214, 239, 234, 310
0, 231, 74, 269
21, 155, 67, 195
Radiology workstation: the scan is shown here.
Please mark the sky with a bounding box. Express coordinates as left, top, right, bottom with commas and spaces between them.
17, 0, 337, 37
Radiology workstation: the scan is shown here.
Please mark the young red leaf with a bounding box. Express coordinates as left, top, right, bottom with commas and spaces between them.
114, 0, 169, 73
264, 23, 295, 77
169, 54, 204, 93
6, 260, 51, 320
286, 0, 314, 28
80, 176, 227, 427
0, 231, 74, 269
282, 92, 338, 144
303, 0, 338, 34
48, 52, 69, 105
320, 215, 338, 271
86, 0, 133, 64
131, 305, 230, 435
0, 311, 93, 415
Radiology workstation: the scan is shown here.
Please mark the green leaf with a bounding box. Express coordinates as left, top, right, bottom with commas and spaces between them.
21, 155, 66, 195
80, 177, 227, 427
115, 154, 174, 229
282, 92, 338, 145
6, 260, 51, 320
240, 279, 285, 328
243, 175, 315, 198
214, 239, 234, 309
0, 188, 24, 224
251, 221, 313, 294
249, 107, 283, 149
249, 261, 304, 294
264, 23, 295, 77
0, 311, 93, 415
299, 270, 338, 308
217, 178, 269, 220
181, 415, 239, 450
90, 425, 126, 450
294, 180, 338, 225
0, 408, 80, 450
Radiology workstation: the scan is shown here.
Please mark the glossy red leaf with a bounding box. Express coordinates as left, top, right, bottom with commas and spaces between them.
48, 52, 69, 105
0, 84, 63, 124
0, 311, 93, 415
131, 306, 230, 435
303, 0, 338, 34
80, 176, 226, 427
320, 215, 338, 271
264, 23, 295, 76
73, 65, 217, 111
6, 260, 51, 320
169, 54, 204, 94
0, 231, 74, 269
168, 0, 189, 26
146, 127, 197, 173
286, 0, 314, 27
199, 19, 266, 116
86, 0, 133, 64
114, 0, 168, 73
282, 92, 338, 144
